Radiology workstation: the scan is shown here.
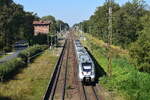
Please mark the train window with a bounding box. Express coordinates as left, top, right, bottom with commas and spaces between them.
78, 49, 85, 53
82, 63, 92, 72
75, 40, 80, 43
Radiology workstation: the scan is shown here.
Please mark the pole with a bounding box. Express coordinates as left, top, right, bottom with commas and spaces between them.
50, 36, 52, 49
47, 34, 49, 46
81, 25, 83, 36
108, 0, 113, 77
60, 24, 61, 32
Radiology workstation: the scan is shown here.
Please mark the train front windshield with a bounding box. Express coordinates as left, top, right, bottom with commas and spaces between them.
82, 63, 92, 72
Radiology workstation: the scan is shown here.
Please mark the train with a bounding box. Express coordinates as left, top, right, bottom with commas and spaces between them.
74, 40, 95, 83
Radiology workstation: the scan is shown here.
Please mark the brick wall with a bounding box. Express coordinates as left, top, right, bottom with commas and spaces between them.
33, 21, 51, 35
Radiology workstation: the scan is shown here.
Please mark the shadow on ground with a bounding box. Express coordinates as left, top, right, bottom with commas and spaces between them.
55, 45, 64, 48
85, 47, 106, 84
0, 96, 12, 100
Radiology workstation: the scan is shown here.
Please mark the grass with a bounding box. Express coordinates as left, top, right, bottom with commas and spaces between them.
81, 34, 150, 100
0, 48, 60, 100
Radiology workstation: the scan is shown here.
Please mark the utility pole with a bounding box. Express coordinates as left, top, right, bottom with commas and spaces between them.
107, 0, 113, 77
60, 24, 61, 32
81, 25, 83, 38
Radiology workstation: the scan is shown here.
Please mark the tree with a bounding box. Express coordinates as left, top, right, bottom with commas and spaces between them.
41, 15, 57, 34
75, 0, 147, 48
21, 12, 37, 45
0, 0, 13, 7
0, 0, 38, 51
113, 0, 147, 48
41, 15, 69, 34
129, 14, 150, 73
0, 0, 69, 51
56, 20, 69, 32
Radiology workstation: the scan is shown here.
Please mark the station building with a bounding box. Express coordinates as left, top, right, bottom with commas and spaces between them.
33, 21, 51, 35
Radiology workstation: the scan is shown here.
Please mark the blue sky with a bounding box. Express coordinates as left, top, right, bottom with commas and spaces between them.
13, 0, 150, 26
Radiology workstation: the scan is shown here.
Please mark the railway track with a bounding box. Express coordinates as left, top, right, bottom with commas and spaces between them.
61, 39, 70, 100
43, 31, 103, 100
51, 39, 70, 100
43, 39, 69, 100
43, 37, 72, 100
81, 84, 101, 100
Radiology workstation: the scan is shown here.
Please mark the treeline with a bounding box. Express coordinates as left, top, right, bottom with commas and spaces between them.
75, 0, 150, 73
0, 0, 37, 52
0, 0, 69, 52
41, 15, 69, 33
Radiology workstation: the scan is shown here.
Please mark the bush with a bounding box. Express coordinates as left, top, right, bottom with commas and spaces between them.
129, 15, 150, 73
18, 45, 48, 62
129, 33, 150, 73
98, 56, 150, 100
0, 45, 48, 81
0, 58, 25, 81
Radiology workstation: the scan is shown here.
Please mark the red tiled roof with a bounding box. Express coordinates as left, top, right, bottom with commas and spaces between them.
33, 21, 51, 25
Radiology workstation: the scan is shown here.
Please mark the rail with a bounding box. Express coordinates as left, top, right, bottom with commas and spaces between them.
42, 40, 67, 100
62, 39, 70, 100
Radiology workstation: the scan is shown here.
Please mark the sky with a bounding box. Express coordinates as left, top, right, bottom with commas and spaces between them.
13, 0, 150, 26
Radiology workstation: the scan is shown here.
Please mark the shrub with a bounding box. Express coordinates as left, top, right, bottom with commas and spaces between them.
99, 57, 150, 100
0, 58, 25, 81
129, 15, 150, 73
18, 45, 48, 62
0, 45, 48, 81
129, 33, 150, 73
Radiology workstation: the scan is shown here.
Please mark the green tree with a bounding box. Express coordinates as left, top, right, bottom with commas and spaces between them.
76, 0, 147, 48
41, 15, 69, 33
129, 14, 150, 73
0, 0, 38, 51
56, 20, 69, 32
41, 15, 57, 34
21, 12, 37, 45
113, 0, 146, 48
